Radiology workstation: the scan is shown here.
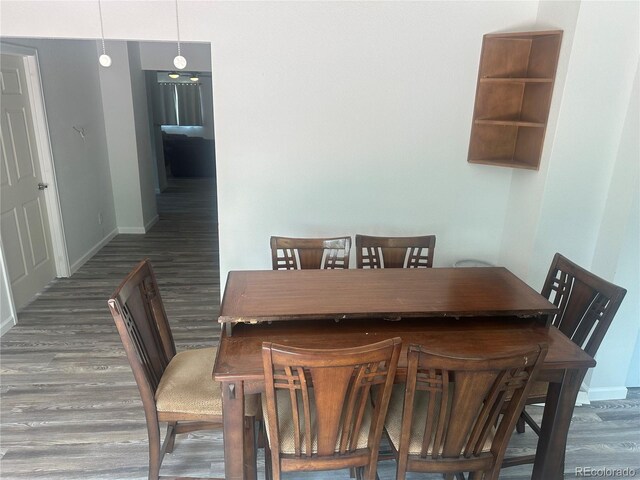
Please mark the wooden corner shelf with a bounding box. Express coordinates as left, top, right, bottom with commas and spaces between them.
468, 30, 563, 170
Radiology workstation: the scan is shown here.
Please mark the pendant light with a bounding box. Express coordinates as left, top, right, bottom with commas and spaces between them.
173, 0, 187, 70
97, 0, 111, 67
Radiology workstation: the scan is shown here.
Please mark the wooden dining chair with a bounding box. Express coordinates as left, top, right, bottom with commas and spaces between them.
108, 260, 260, 480
261, 337, 402, 480
384, 343, 547, 480
270, 235, 351, 270
355, 234, 436, 269
513, 253, 627, 436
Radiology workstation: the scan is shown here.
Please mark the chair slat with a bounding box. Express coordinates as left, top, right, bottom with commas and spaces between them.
356, 234, 436, 269
271, 236, 351, 270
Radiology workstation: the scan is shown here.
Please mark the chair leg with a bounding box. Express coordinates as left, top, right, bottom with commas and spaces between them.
522, 409, 542, 436
243, 416, 257, 480
263, 431, 274, 480
516, 413, 526, 433
147, 421, 162, 480
164, 422, 178, 453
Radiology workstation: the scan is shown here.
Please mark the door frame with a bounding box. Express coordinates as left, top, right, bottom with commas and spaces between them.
1, 42, 70, 331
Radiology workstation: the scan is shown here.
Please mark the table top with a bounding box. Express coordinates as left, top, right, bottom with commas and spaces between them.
213, 317, 595, 384
219, 267, 557, 324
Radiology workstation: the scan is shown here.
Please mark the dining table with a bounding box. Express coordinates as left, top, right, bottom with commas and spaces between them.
212, 267, 595, 480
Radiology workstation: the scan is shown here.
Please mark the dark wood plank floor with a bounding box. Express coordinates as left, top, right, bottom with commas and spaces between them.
1, 178, 638, 479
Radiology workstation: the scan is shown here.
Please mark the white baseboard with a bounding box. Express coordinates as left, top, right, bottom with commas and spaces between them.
118, 215, 159, 235
587, 386, 628, 401
144, 214, 159, 232
69, 227, 119, 275
576, 390, 590, 406
1, 314, 16, 336
118, 226, 146, 234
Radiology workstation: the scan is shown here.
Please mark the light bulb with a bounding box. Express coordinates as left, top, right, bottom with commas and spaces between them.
168, 72, 180, 79
173, 55, 187, 70
99, 54, 112, 67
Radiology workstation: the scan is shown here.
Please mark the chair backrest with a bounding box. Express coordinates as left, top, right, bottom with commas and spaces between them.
398, 343, 547, 474
355, 234, 436, 268
262, 338, 402, 471
541, 253, 626, 358
270, 236, 351, 270
107, 260, 176, 407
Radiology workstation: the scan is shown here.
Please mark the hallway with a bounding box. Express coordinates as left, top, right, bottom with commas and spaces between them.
1, 178, 638, 479
0, 178, 227, 479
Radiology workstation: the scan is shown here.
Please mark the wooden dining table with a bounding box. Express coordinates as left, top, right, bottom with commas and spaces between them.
213, 268, 595, 480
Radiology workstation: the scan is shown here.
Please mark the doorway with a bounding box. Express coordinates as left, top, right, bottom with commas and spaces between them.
0, 46, 67, 329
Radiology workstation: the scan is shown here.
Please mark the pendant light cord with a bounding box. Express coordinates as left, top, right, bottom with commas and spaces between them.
98, 0, 107, 54
175, 0, 182, 57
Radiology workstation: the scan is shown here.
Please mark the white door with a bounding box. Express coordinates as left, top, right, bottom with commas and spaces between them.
0, 54, 56, 311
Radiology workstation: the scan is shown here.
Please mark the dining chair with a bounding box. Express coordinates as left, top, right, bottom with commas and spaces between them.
261, 337, 402, 480
384, 343, 547, 480
513, 253, 627, 436
270, 235, 351, 270
355, 234, 436, 269
107, 259, 260, 480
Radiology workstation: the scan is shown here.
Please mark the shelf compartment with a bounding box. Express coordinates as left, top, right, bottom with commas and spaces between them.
468, 123, 545, 170
479, 32, 563, 79
474, 82, 553, 125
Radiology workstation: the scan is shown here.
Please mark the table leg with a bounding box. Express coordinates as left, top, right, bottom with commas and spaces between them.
222, 380, 248, 480
532, 368, 588, 480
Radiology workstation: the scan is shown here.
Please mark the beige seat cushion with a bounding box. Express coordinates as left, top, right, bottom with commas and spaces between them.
385, 384, 493, 455
156, 347, 259, 417
262, 388, 371, 455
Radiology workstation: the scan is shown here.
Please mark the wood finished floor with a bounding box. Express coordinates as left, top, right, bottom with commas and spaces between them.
1, 178, 639, 479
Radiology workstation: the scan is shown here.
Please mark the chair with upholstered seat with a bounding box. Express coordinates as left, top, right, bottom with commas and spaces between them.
108, 260, 260, 480
270, 236, 351, 270
510, 253, 627, 449
261, 338, 402, 480
355, 234, 436, 269
384, 343, 547, 480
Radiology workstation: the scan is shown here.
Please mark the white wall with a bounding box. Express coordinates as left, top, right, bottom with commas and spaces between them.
98, 41, 146, 231
211, 1, 538, 275
128, 42, 159, 229
498, 0, 580, 279
500, 1, 640, 400
527, 2, 639, 289
2, 38, 118, 272
588, 63, 639, 399
532, 2, 639, 400
98, 41, 157, 233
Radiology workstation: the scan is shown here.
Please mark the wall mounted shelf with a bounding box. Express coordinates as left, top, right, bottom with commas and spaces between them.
468, 30, 563, 170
